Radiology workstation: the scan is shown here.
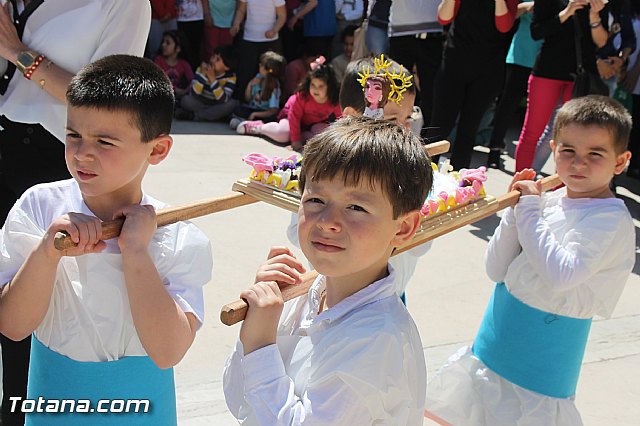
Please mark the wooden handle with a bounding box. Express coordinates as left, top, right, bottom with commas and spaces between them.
220, 270, 319, 326
53, 192, 257, 250
220, 174, 562, 326
424, 140, 449, 157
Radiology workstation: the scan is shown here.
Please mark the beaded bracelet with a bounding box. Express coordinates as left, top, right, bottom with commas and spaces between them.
23, 54, 45, 80
590, 20, 602, 29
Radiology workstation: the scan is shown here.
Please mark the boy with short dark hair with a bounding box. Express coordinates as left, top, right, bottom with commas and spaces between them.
0, 55, 212, 426
426, 95, 635, 425
176, 44, 240, 121
224, 115, 432, 424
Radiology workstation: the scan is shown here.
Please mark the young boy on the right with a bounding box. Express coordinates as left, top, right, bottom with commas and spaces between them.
426, 95, 635, 425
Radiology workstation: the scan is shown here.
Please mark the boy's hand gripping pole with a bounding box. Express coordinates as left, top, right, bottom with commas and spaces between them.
53, 192, 258, 250
219, 174, 562, 326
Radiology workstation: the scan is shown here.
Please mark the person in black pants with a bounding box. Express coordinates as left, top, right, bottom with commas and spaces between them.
427, 0, 519, 170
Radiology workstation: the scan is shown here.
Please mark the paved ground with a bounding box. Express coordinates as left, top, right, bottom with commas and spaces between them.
132, 119, 637, 425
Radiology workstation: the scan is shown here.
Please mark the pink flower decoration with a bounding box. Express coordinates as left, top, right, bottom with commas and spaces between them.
242, 153, 274, 173
310, 56, 326, 71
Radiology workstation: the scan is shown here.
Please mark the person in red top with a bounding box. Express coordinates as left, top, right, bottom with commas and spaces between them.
147, 0, 179, 58
237, 57, 341, 151
426, 0, 518, 169
154, 30, 195, 101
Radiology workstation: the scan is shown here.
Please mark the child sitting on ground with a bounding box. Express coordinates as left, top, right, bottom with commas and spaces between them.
331, 24, 357, 85
176, 44, 239, 121
229, 51, 286, 128
0, 55, 212, 426
425, 95, 635, 426
223, 115, 433, 424
154, 30, 195, 101
236, 57, 341, 152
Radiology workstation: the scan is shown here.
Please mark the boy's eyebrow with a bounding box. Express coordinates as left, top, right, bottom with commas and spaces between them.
64, 126, 123, 142
558, 142, 609, 152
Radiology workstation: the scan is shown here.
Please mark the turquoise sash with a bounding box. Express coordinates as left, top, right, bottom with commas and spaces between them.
473, 283, 592, 398
26, 337, 177, 425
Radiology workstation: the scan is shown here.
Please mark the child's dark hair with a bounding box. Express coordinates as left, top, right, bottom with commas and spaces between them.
339, 56, 415, 113
216, 45, 239, 71
66, 55, 174, 142
553, 95, 632, 153
258, 51, 286, 102
341, 25, 358, 42
159, 30, 190, 62
297, 60, 340, 105
300, 115, 432, 218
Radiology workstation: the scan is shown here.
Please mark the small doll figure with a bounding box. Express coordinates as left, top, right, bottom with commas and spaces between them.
358, 54, 413, 120
363, 75, 390, 119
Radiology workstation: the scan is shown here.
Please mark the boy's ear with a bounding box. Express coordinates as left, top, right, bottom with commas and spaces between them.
148, 135, 173, 165
391, 210, 422, 248
614, 150, 632, 175
550, 139, 556, 151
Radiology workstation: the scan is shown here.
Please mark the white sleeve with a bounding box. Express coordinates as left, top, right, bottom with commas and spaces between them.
0, 201, 44, 288
153, 222, 213, 327
286, 212, 300, 247
514, 196, 624, 291
343, 0, 364, 21
484, 206, 521, 283
91, 0, 152, 61
223, 332, 420, 424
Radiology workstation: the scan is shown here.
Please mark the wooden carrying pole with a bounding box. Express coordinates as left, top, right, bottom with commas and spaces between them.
219, 174, 562, 326
53, 141, 451, 251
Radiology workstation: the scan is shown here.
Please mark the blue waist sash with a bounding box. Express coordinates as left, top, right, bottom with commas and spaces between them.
26, 337, 177, 426
472, 283, 592, 398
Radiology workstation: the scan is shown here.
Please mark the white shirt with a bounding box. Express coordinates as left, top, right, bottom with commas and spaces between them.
335, 0, 364, 22
286, 212, 432, 296
426, 188, 635, 425
223, 266, 427, 425
0, 0, 151, 143
176, 0, 204, 22
241, 0, 285, 42
0, 180, 212, 362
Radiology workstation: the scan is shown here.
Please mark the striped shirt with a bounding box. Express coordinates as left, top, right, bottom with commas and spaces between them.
191, 69, 237, 102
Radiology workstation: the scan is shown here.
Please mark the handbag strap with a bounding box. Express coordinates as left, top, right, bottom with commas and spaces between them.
0, 0, 46, 95
573, 14, 585, 74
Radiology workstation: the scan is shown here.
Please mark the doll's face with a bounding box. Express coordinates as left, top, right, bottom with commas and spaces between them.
364, 79, 383, 104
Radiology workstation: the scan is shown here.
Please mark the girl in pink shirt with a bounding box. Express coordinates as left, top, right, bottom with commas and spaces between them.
237, 57, 341, 151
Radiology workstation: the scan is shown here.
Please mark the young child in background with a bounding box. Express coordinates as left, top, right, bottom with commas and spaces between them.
176, 44, 239, 121
229, 51, 286, 128
236, 57, 341, 151
330, 24, 357, 85
0, 55, 212, 425
332, 0, 363, 62
154, 30, 195, 101
425, 95, 635, 426
223, 116, 432, 424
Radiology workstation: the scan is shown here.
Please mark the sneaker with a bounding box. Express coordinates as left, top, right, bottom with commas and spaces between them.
237, 120, 264, 135
229, 117, 243, 130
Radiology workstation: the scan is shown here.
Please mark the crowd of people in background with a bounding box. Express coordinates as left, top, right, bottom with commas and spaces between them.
146, 0, 640, 178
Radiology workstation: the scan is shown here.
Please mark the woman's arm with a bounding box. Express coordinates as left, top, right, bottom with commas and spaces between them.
588, 0, 608, 48
495, 0, 518, 33
438, 0, 459, 25
532, 0, 586, 40
230, 1, 247, 37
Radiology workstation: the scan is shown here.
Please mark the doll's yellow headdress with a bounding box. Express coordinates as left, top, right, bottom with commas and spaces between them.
357, 54, 413, 105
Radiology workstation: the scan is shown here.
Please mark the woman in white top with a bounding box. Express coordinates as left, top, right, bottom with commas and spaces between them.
0, 1, 150, 423
230, 0, 287, 100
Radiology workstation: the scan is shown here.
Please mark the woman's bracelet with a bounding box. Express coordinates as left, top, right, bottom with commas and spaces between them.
590, 20, 602, 29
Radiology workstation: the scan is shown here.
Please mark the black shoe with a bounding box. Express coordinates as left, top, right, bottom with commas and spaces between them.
486, 148, 502, 169
174, 108, 194, 121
